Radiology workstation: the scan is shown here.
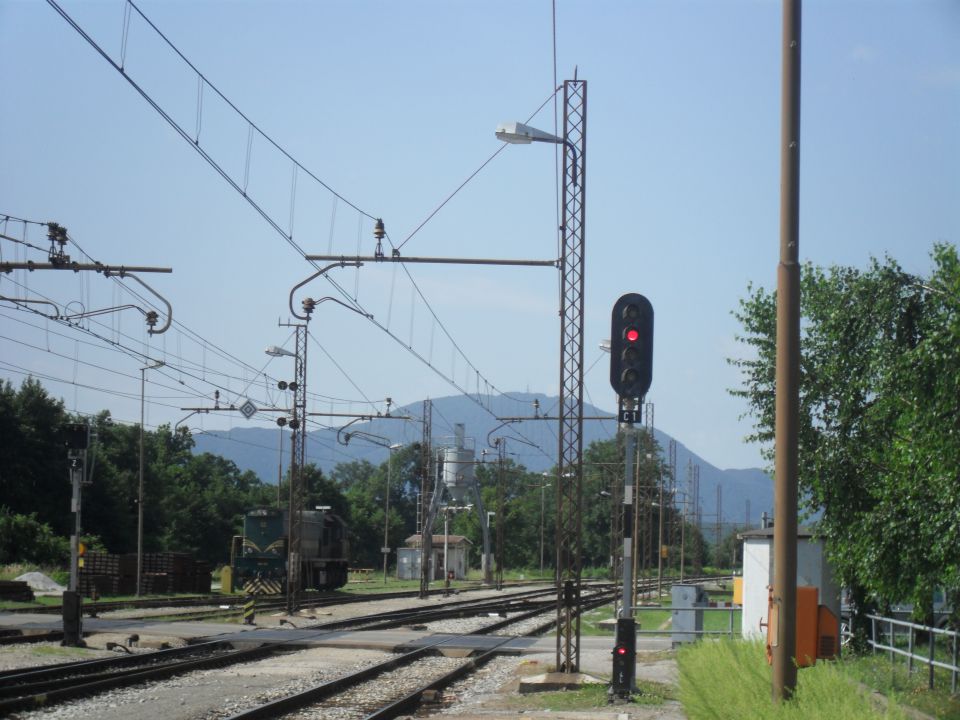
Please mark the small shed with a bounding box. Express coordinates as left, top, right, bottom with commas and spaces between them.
398, 534, 473, 580
738, 526, 840, 639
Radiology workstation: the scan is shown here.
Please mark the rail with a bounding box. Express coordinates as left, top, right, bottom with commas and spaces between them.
865, 613, 959, 693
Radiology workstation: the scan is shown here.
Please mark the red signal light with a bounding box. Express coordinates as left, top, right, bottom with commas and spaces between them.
625, 328, 639, 343
615, 645, 628, 656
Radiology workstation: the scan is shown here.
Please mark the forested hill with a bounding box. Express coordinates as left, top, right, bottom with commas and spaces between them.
193, 392, 773, 527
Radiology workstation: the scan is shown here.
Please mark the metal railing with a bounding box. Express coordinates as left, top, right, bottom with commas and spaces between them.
631, 605, 742, 638
866, 613, 959, 693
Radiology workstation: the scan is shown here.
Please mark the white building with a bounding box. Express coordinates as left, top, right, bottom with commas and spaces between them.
398, 534, 473, 580
738, 526, 840, 639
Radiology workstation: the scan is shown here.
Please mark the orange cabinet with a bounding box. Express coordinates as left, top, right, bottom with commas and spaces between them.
764, 585, 840, 667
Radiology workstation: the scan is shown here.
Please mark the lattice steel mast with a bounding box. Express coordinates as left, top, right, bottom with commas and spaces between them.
556, 76, 587, 674
285, 321, 307, 612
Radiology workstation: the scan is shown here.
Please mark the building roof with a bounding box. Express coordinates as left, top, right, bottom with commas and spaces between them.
404, 534, 473, 546
737, 526, 816, 540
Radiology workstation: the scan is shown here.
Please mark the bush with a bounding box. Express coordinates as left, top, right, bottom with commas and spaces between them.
0, 507, 69, 565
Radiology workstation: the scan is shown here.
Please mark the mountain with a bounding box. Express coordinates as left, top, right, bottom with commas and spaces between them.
192, 392, 772, 527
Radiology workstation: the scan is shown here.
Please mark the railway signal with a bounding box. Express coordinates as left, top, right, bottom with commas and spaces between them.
609, 293, 653, 401
611, 617, 636, 696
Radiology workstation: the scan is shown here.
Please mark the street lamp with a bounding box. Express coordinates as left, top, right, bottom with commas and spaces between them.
265, 345, 296, 358
384, 442, 403, 583
137, 359, 164, 597
495, 121, 579, 186
343, 431, 402, 583
539, 473, 552, 577
266, 345, 298, 509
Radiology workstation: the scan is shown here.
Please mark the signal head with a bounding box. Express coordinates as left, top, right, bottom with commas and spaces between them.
609, 293, 653, 399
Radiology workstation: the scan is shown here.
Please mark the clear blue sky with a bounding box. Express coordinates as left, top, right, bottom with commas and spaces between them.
1, 0, 957, 471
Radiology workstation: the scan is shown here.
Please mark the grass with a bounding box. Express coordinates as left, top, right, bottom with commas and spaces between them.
580, 584, 740, 638
843, 652, 960, 720
678, 639, 910, 720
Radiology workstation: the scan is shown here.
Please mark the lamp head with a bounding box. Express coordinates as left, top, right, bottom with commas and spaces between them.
265, 345, 296, 358
495, 121, 563, 145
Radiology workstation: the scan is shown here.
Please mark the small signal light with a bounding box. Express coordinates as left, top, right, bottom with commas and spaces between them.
625, 328, 639, 343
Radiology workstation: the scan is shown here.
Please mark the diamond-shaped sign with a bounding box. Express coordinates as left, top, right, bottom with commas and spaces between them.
239, 399, 257, 420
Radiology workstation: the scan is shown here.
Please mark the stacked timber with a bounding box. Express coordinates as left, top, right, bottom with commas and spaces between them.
0, 580, 34, 602
79, 551, 211, 597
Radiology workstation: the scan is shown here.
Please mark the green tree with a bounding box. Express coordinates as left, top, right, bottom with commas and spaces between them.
730, 246, 960, 638
0, 507, 69, 565
333, 460, 380, 568
0, 378, 71, 532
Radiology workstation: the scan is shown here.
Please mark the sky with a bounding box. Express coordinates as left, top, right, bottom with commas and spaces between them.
1, 0, 957, 472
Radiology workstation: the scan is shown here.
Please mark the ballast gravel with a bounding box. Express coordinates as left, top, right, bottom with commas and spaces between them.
1, 588, 564, 719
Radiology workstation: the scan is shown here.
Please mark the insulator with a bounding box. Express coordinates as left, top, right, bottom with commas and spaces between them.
373, 218, 385, 240
276, 417, 287, 427
289, 418, 300, 430
145, 311, 158, 329
302, 297, 316, 315
278, 380, 288, 390
288, 382, 298, 392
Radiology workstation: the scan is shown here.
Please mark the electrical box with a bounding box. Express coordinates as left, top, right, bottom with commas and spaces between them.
764, 585, 840, 667
671, 584, 708, 647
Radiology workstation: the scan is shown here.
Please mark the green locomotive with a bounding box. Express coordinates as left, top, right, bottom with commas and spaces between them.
230, 507, 349, 594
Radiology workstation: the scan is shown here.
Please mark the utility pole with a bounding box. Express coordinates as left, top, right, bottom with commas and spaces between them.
716, 484, 723, 566
621, 413, 637, 619
668, 439, 677, 574
62, 422, 88, 647
773, 0, 802, 702
657, 468, 664, 599
137, 359, 164, 596
419, 399, 433, 599
495, 439, 506, 591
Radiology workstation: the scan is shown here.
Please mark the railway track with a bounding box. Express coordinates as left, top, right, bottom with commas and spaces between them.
3, 580, 552, 623
223, 587, 616, 720
0, 585, 612, 717
1, 577, 723, 717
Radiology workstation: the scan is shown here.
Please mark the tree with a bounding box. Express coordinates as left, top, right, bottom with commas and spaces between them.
0, 378, 71, 532
730, 246, 960, 639
0, 507, 69, 565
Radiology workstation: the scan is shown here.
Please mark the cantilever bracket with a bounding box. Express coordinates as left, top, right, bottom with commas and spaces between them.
102, 270, 173, 334
288, 261, 365, 321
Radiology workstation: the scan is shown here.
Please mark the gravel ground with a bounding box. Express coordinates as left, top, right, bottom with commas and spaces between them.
1, 589, 618, 720
286, 655, 466, 720
0, 640, 119, 671
96, 604, 231, 620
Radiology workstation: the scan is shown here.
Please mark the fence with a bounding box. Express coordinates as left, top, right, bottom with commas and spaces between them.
632, 605, 742, 638
865, 613, 959, 693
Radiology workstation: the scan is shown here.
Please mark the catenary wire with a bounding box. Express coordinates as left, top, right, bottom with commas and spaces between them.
42, 3, 557, 461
